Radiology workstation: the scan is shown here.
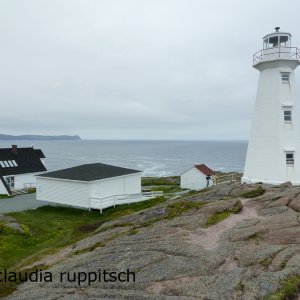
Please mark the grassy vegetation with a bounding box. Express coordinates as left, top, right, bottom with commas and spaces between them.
142, 176, 179, 186
167, 200, 206, 220
27, 188, 36, 194
0, 196, 166, 297
241, 186, 265, 198
0, 194, 13, 199
205, 201, 242, 226
150, 185, 181, 193
264, 275, 300, 300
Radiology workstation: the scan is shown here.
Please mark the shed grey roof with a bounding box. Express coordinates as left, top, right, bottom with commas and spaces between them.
37, 163, 141, 182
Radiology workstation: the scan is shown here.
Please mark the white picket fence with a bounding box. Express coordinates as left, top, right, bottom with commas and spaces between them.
88, 191, 163, 213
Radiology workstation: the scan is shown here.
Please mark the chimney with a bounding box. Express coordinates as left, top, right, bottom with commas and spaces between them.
11, 145, 18, 154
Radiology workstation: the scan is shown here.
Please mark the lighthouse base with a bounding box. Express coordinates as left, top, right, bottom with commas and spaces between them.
241, 176, 300, 186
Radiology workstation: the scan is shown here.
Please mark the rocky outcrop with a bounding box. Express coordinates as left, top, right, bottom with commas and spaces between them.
0, 214, 26, 234
5, 183, 300, 299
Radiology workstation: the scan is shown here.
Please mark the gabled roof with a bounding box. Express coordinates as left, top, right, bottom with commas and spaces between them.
0, 147, 46, 176
194, 164, 215, 176
37, 163, 141, 182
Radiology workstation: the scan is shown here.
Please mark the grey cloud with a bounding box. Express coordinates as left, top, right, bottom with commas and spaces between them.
0, 0, 300, 139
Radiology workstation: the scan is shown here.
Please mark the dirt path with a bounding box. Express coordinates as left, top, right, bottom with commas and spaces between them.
187, 199, 263, 250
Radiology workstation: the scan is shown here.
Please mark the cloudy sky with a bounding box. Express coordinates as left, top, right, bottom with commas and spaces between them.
1, 0, 300, 140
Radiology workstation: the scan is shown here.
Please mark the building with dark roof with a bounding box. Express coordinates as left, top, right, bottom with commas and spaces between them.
0, 145, 47, 195
36, 163, 143, 211
180, 164, 215, 190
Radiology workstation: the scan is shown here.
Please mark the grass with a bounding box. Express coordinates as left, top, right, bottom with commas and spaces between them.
150, 185, 181, 193
142, 176, 179, 186
206, 210, 233, 226
205, 201, 242, 226
241, 186, 265, 198
167, 200, 206, 220
264, 275, 300, 300
0, 196, 166, 297
0, 194, 13, 199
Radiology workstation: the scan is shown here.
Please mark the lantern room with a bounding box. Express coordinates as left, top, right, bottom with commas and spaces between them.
253, 27, 299, 65
263, 27, 291, 49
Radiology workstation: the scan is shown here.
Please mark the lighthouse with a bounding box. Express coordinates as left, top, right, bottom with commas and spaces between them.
242, 27, 300, 185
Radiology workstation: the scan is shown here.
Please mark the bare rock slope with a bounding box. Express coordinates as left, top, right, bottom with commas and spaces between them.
6, 182, 300, 300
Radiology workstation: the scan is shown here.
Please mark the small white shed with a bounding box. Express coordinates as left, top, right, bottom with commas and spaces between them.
180, 164, 215, 190
36, 163, 143, 211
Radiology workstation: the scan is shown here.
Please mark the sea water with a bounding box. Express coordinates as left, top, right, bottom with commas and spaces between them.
0, 140, 247, 176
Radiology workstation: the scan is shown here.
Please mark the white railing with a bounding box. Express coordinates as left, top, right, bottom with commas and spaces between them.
253, 47, 300, 65
23, 183, 36, 192
88, 191, 163, 213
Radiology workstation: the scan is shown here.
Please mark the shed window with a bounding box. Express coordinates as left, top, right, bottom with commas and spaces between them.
281, 73, 290, 83
284, 110, 292, 122
286, 153, 294, 165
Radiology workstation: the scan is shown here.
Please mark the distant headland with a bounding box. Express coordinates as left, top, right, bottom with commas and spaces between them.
0, 134, 81, 141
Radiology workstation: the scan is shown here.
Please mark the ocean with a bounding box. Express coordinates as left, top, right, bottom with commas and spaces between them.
0, 140, 247, 176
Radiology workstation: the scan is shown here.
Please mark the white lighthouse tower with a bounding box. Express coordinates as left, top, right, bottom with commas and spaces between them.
242, 27, 300, 185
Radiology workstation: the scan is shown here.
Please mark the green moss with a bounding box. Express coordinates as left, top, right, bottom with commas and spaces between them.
241, 186, 265, 198
128, 228, 139, 235
206, 211, 232, 226
167, 201, 206, 220
264, 275, 300, 300
245, 231, 264, 242
259, 257, 273, 267
205, 201, 242, 226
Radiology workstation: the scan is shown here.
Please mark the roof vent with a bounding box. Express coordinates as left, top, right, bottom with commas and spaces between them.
275, 26, 280, 32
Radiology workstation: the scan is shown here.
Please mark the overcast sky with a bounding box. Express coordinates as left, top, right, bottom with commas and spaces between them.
1, 0, 300, 140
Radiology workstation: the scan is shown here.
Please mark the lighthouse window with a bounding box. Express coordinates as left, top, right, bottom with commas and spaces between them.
280, 36, 289, 47
286, 153, 294, 165
269, 36, 279, 47
284, 110, 292, 122
281, 73, 290, 83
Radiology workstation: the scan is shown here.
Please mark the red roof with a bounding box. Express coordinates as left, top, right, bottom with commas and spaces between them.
194, 164, 215, 176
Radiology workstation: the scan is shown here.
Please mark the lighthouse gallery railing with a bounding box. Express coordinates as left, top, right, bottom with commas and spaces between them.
253, 47, 300, 65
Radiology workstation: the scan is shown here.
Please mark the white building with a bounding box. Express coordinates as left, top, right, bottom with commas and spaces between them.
181, 164, 215, 190
242, 27, 300, 185
0, 145, 46, 195
36, 163, 145, 212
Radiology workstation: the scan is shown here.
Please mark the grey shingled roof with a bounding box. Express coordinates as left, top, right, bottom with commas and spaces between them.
0, 147, 46, 176
37, 163, 141, 182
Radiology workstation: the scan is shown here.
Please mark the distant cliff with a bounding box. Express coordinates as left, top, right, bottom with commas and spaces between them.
0, 134, 81, 141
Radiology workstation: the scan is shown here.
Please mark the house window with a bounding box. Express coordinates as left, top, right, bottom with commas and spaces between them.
286, 153, 294, 165
284, 110, 292, 122
281, 72, 290, 83
5, 176, 15, 189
